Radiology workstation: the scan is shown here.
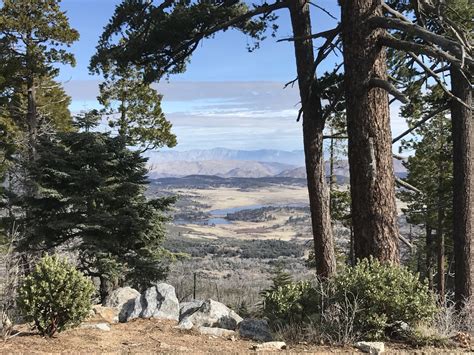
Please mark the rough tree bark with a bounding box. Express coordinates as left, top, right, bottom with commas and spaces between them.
341, 0, 399, 262
451, 67, 473, 306
426, 225, 434, 290
436, 204, 445, 303
287, 0, 336, 277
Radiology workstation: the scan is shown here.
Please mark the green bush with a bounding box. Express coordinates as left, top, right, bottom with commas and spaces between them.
261, 277, 319, 326
17, 255, 95, 337
329, 257, 437, 339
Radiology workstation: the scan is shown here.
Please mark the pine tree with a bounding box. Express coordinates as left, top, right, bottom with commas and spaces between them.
11, 118, 174, 299
98, 67, 176, 151
0, 0, 79, 148
399, 91, 453, 300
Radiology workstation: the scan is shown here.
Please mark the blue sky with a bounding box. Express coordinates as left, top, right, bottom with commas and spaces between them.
59, 0, 407, 152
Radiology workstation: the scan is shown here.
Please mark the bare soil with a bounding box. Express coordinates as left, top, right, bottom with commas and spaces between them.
0, 319, 469, 354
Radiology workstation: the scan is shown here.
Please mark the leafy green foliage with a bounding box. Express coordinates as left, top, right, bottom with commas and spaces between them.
260, 271, 319, 326
17, 255, 95, 337
329, 258, 437, 339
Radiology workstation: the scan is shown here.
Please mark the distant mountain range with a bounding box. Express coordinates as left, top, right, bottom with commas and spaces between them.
148, 160, 293, 179
277, 159, 408, 179
146, 148, 407, 179
146, 148, 305, 166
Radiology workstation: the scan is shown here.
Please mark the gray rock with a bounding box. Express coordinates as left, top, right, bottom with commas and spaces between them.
179, 299, 242, 330
179, 300, 204, 321
387, 321, 411, 339
126, 283, 179, 322
253, 342, 287, 350
174, 318, 194, 330
197, 326, 235, 337
355, 341, 385, 354
104, 287, 140, 308
238, 318, 273, 342
104, 287, 140, 323
80, 322, 111, 331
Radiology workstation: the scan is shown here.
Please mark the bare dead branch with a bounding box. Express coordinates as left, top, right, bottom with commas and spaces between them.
370, 16, 470, 60
407, 52, 472, 109
369, 77, 409, 104
380, 34, 470, 69
395, 176, 423, 194
309, 2, 337, 20
398, 233, 414, 249
277, 25, 340, 43
392, 105, 449, 144
284, 77, 298, 89
323, 134, 348, 139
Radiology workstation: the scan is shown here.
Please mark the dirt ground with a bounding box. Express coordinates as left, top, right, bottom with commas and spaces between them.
0, 319, 469, 354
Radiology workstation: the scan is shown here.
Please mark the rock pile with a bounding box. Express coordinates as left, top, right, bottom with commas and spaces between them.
83, 282, 274, 342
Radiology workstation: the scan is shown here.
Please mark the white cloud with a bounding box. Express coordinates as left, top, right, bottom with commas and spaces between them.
64, 80, 409, 152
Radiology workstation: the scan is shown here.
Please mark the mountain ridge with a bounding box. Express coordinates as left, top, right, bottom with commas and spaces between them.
146, 148, 305, 166
146, 148, 407, 179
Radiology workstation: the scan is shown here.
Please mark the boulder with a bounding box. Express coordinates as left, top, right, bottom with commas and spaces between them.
105, 287, 140, 323
104, 287, 140, 308
125, 283, 179, 322
238, 318, 273, 342
179, 300, 204, 321
197, 326, 235, 337
355, 341, 385, 354
88, 305, 119, 324
174, 318, 193, 330
178, 299, 243, 330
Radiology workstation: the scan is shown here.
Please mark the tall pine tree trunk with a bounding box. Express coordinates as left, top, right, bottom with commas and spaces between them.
436, 207, 445, 303
287, 0, 336, 278
341, 0, 399, 263
426, 225, 434, 290
451, 67, 473, 306
26, 77, 38, 148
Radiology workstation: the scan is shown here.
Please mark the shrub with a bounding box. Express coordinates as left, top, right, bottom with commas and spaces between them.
260, 277, 319, 326
17, 255, 95, 337
329, 257, 437, 339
